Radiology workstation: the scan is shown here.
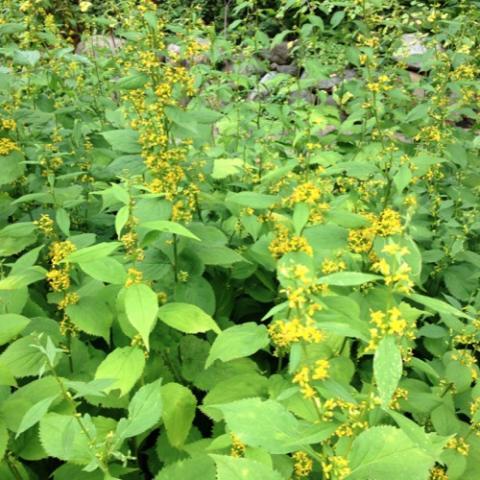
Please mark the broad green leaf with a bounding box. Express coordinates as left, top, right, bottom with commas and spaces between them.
161, 383, 197, 447
66, 297, 113, 342
348, 426, 437, 480
205, 323, 269, 368
39, 413, 92, 464
0, 335, 45, 377
0, 267, 46, 290
116, 379, 163, 440
155, 456, 216, 480
158, 302, 220, 334
124, 284, 158, 350
78, 257, 127, 285
226, 192, 279, 209
212, 158, 243, 179
141, 220, 200, 240
114, 73, 149, 90
16, 395, 58, 438
409, 293, 473, 320
194, 245, 246, 265
0, 314, 30, 345
317, 272, 381, 286
211, 455, 283, 480
374, 336, 402, 406
0, 151, 25, 186
101, 129, 141, 153
174, 276, 216, 316
0, 421, 7, 461
212, 398, 337, 454
95, 346, 145, 396
13, 49, 40, 66
66, 242, 121, 263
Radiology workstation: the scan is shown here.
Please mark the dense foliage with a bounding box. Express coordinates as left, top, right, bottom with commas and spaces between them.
0, 0, 480, 478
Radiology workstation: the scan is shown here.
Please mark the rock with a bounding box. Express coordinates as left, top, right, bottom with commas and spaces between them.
75, 35, 125, 57
316, 69, 356, 91
166, 38, 211, 66
393, 33, 429, 69
315, 125, 337, 137
273, 63, 298, 75
268, 42, 291, 65
408, 71, 425, 99
289, 89, 316, 104
248, 71, 280, 100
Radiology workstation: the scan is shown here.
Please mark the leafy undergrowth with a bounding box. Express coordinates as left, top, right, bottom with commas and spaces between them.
0, 0, 480, 479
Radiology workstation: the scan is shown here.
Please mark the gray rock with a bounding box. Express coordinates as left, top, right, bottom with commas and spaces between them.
268, 42, 291, 65
393, 33, 429, 69
75, 35, 125, 57
273, 63, 298, 75
248, 71, 280, 100
316, 69, 357, 91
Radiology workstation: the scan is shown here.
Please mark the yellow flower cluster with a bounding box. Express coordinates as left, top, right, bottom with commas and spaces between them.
292, 451, 313, 478
268, 318, 325, 351
49, 240, 76, 266
269, 224, 313, 258
430, 466, 449, 480
451, 349, 479, 381
366, 307, 415, 352
321, 456, 351, 480
0, 137, 19, 155
46, 268, 71, 292
34, 214, 54, 236
1, 119, 16, 130
57, 292, 80, 311
446, 436, 470, 456
121, 231, 144, 261
367, 74, 392, 93
348, 209, 402, 253
293, 360, 330, 399
288, 181, 322, 205
322, 258, 347, 274
230, 433, 246, 458
125, 268, 143, 288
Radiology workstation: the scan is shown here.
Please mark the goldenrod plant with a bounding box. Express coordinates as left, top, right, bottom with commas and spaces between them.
0, 0, 479, 478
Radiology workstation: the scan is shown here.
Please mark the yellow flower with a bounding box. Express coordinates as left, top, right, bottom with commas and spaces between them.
230, 433, 245, 458
312, 359, 330, 381
0, 137, 19, 155
292, 451, 313, 478
79, 1, 92, 12
34, 214, 55, 236
49, 240, 76, 266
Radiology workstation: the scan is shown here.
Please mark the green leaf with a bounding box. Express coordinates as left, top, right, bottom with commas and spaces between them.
66, 297, 113, 342
212, 398, 337, 454
205, 323, 269, 368
141, 220, 200, 240
212, 158, 243, 179
409, 293, 473, 320
348, 426, 437, 480
374, 336, 402, 407
0, 151, 24, 186
0, 267, 46, 290
16, 395, 58, 438
155, 456, 216, 480
158, 302, 220, 334
56, 208, 70, 236
78, 257, 127, 285
0, 421, 7, 461
124, 284, 158, 350
316, 272, 381, 286
194, 245, 246, 265
95, 346, 145, 396
226, 192, 279, 209
39, 413, 92, 464
114, 73, 149, 90
13, 49, 40, 66
211, 455, 283, 480
161, 383, 197, 448
0, 314, 30, 345
116, 379, 163, 440
0, 335, 44, 377
66, 242, 121, 263
101, 129, 141, 153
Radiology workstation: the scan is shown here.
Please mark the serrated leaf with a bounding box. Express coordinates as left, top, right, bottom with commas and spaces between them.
155, 456, 216, 480
211, 454, 283, 480
161, 383, 197, 448
158, 302, 220, 334
39, 413, 92, 464
348, 426, 437, 480
95, 346, 145, 396
205, 323, 269, 368
212, 398, 336, 454
66, 297, 113, 342
116, 379, 163, 440
374, 336, 402, 406
124, 284, 158, 350
0, 335, 45, 377
0, 314, 30, 345
16, 395, 58, 438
